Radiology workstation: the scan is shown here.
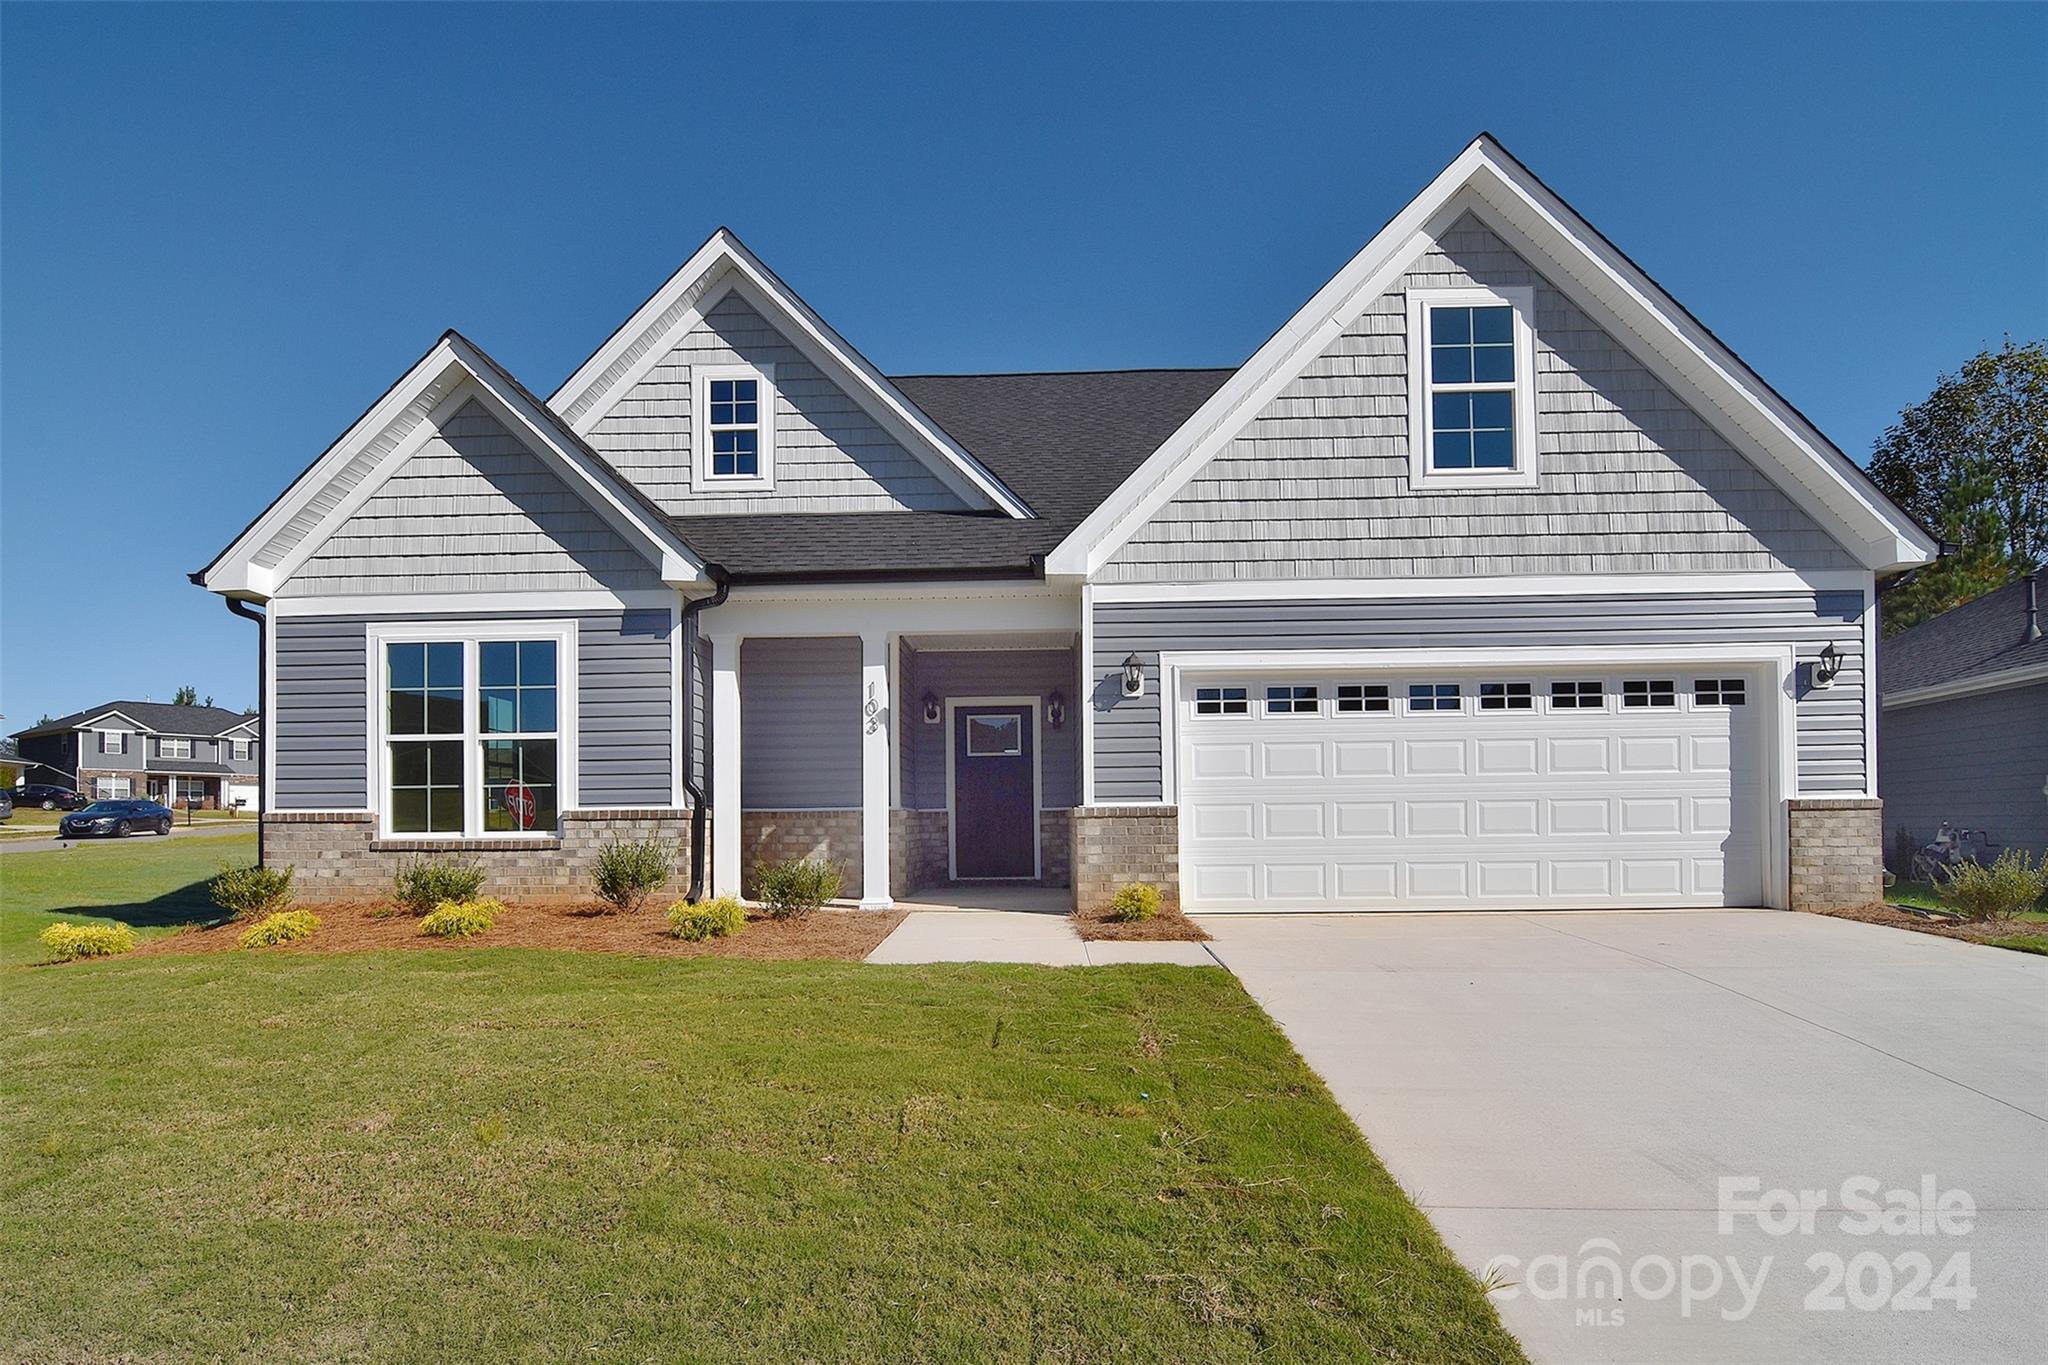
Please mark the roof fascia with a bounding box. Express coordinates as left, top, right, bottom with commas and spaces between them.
1881, 660, 2048, 710
74, 708, 150, 732
549, 229, 1035, 520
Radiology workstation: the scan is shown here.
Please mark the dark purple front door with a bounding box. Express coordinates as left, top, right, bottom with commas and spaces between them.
953, 706, 1035, 878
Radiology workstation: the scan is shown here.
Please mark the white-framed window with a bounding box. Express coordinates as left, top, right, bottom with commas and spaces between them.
1336, 683, 1390, 714
1694, 678, 1748, 707
1479, 681, 1534, 711
1550, 680, 1604, 710
1265, 684, 1319, 715
369, 621, 576, 839
691, 363, 776, 491
1194, 686, 1249, 716
1409, 683, 1461, 712
161, 737, 193, 760
1406, 285, 1539, 490
1622, 679, 1678, 709
230, 738, 252, 761
176, 777, 209, 803
95, 776, 132, 799
99, 730, 126, 755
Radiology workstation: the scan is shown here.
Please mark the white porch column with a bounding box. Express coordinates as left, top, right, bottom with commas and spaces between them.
859, 629, 894, 909
709, 633, 743, 898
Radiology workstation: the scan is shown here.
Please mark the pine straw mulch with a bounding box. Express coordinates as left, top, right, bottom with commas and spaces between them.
1071, 901, 1210, 943
137, 900, 907, 962
1808, 900, 2048, 951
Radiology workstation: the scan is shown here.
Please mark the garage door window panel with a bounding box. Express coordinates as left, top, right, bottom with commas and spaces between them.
1622, 679, 1677, 709
1336, 684, 1390, 714
1479, 682, 1533, 711
1409, 683, 1461, 712
1551, 680, 1605, 711
1195, 686, 1249, 717
1266, 685, 1319, 715
1694, 678, 1747, 707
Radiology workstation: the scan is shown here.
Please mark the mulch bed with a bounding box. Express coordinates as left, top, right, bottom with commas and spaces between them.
1071, 902, 1210, 943
138, 900, 907, 962
1810, 900, 2045, 949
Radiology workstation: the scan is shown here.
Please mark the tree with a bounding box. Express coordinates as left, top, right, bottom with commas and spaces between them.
172, 685, 197, 706
1869, 339, 2047, 636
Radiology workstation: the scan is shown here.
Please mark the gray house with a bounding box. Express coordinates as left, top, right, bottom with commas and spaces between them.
194, 136, 1934, 913
11, 702, 261, 809
1878, 571, 2048, 860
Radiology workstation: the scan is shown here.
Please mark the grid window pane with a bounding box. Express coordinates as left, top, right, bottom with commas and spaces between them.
1409, 683, 1461, 711
711, 427, 759, 477
1623, 679, 1678, 708
478, 640, 558, 735
1479, 681, 1533, 711
389, 641, 464, 736
1195, 686, 1248, 716
1432, 391, 1515, 471
1265, 685, 1318, 714
1551, 680, 1604, 709
1695, 678, 1747, 707
1429, 306, 1515, 387
389, 740, 464, 833
482, 738, 558, 833
1336, 683, 1390, 713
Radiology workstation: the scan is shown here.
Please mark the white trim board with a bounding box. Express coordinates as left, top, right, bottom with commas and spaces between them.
270, 589, 679, 619
1045, 136, 1936, 580
1880, 662, 2048, 712
548, 229, 1034, 520
942, 696, 1044, 882
1090, 572, 1872, 604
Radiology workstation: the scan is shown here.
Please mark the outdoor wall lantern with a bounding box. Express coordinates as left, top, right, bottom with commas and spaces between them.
1810, 642, 1843, 691
1120, 654, 1145, 699
1046, 690, 1067, 729
921, 691, 942, 724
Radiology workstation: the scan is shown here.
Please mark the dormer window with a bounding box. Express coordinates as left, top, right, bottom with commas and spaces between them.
692, 363, 776, 491
1406, 285, 1538, 490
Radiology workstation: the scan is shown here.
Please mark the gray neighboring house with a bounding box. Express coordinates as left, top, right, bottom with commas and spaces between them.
10, 702, 261, 809
193, 135, 1935, 913
1878, 571, 2048, 860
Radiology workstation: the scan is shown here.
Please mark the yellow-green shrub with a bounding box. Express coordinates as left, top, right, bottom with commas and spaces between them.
39, 921, 137, 961
667, 895, 746, 942
237, 910, 321, 949
209, 863, 295, 920
1108, 882, 1163, 923
419, 897, 502, 938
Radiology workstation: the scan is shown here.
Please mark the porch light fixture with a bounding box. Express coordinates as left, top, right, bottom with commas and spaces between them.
921, 691, 942, 724
1120, 654, 1145, 699
1811, 642, 1843, 691
1046, 690, 1067, 729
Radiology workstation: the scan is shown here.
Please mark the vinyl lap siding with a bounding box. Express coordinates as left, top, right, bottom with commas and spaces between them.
739, 636, 861, 808
584, 291, 969, 515
279, 399, 663, 597
1105, 214, 1856, 581
273, 611, 676, 811
1879, 682, 2048, 857
1091, 591, 1870, 801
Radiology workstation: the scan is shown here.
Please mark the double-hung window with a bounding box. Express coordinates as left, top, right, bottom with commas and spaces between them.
377, 625, 572, 838
161, 737, 193, 760
1407, 285, 1538, 489
693, 363, 776, 490
100, 730, 126, 755
230, 738, 253, 762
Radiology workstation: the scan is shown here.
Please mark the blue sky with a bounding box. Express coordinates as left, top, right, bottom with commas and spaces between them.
3, 2, 2043, 732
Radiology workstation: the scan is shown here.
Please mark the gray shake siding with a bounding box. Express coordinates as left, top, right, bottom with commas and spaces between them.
280, 400, 663, 597
1090, 590, 1870, 801
739, 636, 862, 809
1879, 682, 2048, 858
898, 646, 1080, 810
1105, 213, 1855, 581
584, 291, 970, 515
273, 610, 677, 811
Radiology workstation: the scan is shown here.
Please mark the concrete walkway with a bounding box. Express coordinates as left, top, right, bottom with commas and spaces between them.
865, 903, 1216, 966
1204, 910, 2048, 1365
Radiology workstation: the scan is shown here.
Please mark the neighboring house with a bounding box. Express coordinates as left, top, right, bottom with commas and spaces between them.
11, 703, 262, 808
194, 135, 1934, 914
1878, 571, 2048, 860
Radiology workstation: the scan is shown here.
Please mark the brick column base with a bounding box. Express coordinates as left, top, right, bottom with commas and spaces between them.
740, 810, 864, 900
1073, 806, 1179, 915
1788, 797, 1884, 912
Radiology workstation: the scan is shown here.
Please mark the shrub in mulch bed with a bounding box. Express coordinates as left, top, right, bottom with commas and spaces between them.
1811, 901, 2048, 955
136, 899, 906, 962
1072, 896, 1210, 943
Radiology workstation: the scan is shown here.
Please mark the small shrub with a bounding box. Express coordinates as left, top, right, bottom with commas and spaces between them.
394, 855, 485, 916
753, 857, 842, 919
1108, 883, 1163, 923
592, 836, 676, 913
238, 910, 321, 949
209, 863, 295, 920
419, 897, 502, 939
39, 922, 136, 962
667, 895, 746, 942
1935, 850, 2048, 922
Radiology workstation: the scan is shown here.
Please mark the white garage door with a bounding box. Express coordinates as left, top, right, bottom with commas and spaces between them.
225, 783, 259, 810
1178, 669, 1767, 911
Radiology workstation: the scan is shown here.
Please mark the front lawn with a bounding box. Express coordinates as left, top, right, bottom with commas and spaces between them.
0, 831, 254, 962
1, 951, 1524, 1363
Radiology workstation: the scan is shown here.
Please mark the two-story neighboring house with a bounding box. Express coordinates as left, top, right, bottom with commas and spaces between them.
11, 702, 261, 809
194, 136, 1933, 915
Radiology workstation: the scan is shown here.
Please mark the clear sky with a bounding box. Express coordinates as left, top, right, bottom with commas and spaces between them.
3, 2, 2043, 732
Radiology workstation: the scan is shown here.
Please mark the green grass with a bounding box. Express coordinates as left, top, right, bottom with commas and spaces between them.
0, 831, 254, 962
1, 952, 1524, 1363
1888, 878, 2048, 920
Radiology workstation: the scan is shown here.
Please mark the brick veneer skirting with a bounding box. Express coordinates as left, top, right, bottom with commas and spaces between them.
1788, 797, 1884, 912
1073, 805, 1179, 914
263, 809, 694, 900
741, 810, 863, 900
890, 809, 950, 897
1039, 809, 1074, 890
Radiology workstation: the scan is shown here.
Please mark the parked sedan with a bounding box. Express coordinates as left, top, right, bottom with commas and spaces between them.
15, 783, 88, 811
0, 790, 12, 822
58, 800, 174, 838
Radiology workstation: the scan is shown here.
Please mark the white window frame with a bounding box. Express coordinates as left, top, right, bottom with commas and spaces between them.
230, 738, 252, 762
99, 730, 127, 755
691, 362, 776, 493
95, 776, 132, 799
1406, 285, 1540, 491
365, 620, 579, 841
161, 737, 193, 760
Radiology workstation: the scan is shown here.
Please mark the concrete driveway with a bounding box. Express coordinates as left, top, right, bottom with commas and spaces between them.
1205, 910, 2048, 1365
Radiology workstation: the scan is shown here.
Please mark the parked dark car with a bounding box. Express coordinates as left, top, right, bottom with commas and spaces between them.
15, 783, 88, 811
0, 790, 12, 822
59, 800, 174, 838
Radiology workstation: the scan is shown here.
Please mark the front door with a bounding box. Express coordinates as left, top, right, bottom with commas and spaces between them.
952, 706, 1037, 879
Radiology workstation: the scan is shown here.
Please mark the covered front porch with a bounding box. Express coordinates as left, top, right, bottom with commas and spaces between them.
703, 584, 1083, 908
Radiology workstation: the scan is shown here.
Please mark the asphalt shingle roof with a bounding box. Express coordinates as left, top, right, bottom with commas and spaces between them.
11, 702, 255, 741
669, 368, 1233, 579
1880, 571, 2048, 696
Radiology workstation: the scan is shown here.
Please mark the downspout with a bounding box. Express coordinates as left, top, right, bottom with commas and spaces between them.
679, 565, 731, 902
224, 597, 267, 866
